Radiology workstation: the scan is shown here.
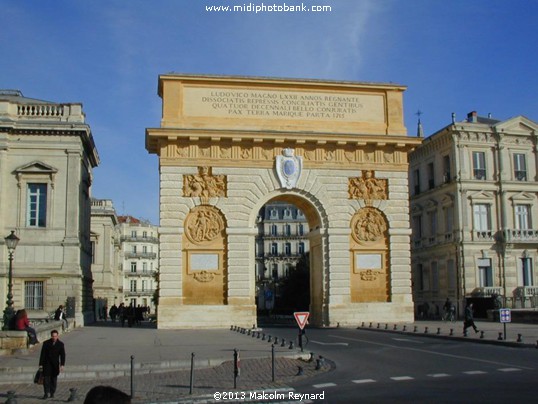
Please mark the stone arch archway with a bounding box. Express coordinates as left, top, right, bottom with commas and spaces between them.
147, 74, 421, 329
250, 191, 329, 326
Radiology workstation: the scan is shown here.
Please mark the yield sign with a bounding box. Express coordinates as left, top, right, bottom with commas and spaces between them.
294, 311, 310, 330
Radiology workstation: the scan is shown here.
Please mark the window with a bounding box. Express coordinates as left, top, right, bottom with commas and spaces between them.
298, 224, 304, 236
427, 162, 435, 190
515, 205, 531, 230
272, 264, 278, 279
473, 204, 490, 231
131, 230, 137, 238
429, 211, 437, 240
284, 224, 291, 236
27, 183, 47, 227
142, 280, 147, 292
285, 264, 291, 277
143, 231, 148, 238
445, 206, 454, 234
142, 262, 148, 273
478, 258, 493, 287
285, 242, 291, 255
130, 280, 137, 292
298, 242, 305, 255
132, 245, 137, 253
443, 155, 451, 183
419, 264, 429, 291
413, 169, 420, 195
412, 215, 423, 239
520, 258, 533, 286
271, 243, 278, 255
143, 245, 148, 254
514, 153, 527, 181
472, 151, 486, 180
270, 209, 278, 219
25, 281, 44, 310
447, 259, 456, 291
431, 261, 439, 291
130, 262, 137, 273
271, 225, 277, 236
284, 208, 292, 219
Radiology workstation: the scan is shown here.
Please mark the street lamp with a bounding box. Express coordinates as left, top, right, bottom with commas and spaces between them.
3, 231, 20, 330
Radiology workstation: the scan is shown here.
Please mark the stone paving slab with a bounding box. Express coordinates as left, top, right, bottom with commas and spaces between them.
0, 356, 331, 403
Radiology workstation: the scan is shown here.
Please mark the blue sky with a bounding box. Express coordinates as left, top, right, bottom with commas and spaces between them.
2, 0, 537, 224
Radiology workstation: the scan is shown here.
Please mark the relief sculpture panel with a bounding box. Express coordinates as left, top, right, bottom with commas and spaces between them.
349, 170, 388, 201
184, 166, 226, 202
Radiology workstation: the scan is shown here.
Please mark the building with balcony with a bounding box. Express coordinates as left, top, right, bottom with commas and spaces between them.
255, 202, 310, 281
118, 215, 159, 311
409, 111, 538, 318
0, 90, 99, 326
90, 199, 122, 318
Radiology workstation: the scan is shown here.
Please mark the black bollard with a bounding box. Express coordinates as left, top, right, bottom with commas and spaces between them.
437, 327, 441, 335
296, 366, 304, 376
189, 352, 195, 395
268, 335, 272, 343
288, 340, 294, 349
67, 388, 78, 402
377, 323, 380, 329
369, 322, 373, 328
450, 328, 454, 336
247, 329, 251, 336
5, 390, 17, 404
361, 322, 365, 327
262, 333, 266, 340
424, 327, 429, 334
271, 344, 275, 382
274, 337, 279, 345
517, 334, 523, 343
480, 331, 485, 339
498, 332, 503, 341
233, 349, 240, 389
257, 332, 261, 339
393, 324, 398, 330
281, 338, 286, 347
413, 326, 418, 333
230, 325, 234, 331
315, 356, 325, 370
403, 325, 407, 332
308, 352, 315, 362
130, 355, 135, 399
385, 324, 388, 330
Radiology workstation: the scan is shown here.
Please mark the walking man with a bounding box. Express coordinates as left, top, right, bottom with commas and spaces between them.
463, 302, 479, 334
39, 329, 66, 399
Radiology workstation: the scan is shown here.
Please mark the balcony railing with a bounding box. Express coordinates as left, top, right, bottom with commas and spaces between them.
126, 270, 157, 277
124, 252, 157, 259
121, 236, 159, 243
125, 290, 155, 297
472, 287, 503, 297
514, 286, 538, 297
473, 230, 494, 241
503, 229, 538, 242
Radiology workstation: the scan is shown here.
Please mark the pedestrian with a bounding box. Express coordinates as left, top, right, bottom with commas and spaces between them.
102, 305, 108, 321
38, 329, 66, 400
109, 304, 118, 322
84, 385, 131, 403
54, 305, 68, 330
15, 309, 39, 345
118, 303, 126, 327
463, 302, 479, 334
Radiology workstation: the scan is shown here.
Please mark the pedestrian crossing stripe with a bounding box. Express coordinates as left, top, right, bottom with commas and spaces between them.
428, 373, 450, 378
463, 370, 487, 375
312, 383, 337, 388
391, 376, 414, 381
498, 368, 521, 372
352, 379, 376, 384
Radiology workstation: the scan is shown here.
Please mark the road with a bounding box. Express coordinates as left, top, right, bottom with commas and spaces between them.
263, 326, 538, 403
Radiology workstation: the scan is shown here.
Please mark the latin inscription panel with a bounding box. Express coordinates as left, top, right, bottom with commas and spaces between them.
183, 87, 385, 123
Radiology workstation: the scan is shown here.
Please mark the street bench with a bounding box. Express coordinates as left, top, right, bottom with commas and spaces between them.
0, 320, 65, 356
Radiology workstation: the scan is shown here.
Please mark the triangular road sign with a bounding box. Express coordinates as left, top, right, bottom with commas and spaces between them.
294, 311, 310, 330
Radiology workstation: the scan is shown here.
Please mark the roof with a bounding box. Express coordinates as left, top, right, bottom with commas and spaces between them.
0, 89, 55, 104
118, 215, 141, 224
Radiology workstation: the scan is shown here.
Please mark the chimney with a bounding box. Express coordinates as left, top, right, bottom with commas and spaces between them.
467, 111, 478, 123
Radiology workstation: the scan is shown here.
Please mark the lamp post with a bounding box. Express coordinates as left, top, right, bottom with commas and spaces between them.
3, 231, 20, 330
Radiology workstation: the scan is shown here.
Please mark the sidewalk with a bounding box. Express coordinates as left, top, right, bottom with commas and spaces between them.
357, 319, 538, 347
0, 322, 326, 403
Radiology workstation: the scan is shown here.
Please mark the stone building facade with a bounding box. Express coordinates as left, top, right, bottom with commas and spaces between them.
90, 198, 122, 318
146, 74, 421, 329
118, 216, 158, 312
0, 90, 99, 326
409, 112, 538, 318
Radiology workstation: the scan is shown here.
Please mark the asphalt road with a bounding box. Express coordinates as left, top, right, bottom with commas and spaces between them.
262, 326, 538, 403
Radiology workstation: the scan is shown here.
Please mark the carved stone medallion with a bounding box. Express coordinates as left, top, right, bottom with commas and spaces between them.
185, 206, 225, 244
193, 271, 215, 283
351, 207, 387, 243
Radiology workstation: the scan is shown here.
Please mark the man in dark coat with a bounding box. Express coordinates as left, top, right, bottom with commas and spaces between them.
39, 329, 66, 399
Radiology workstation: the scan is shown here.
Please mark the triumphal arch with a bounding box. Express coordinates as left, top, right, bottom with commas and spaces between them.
146, 74, 421, 329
